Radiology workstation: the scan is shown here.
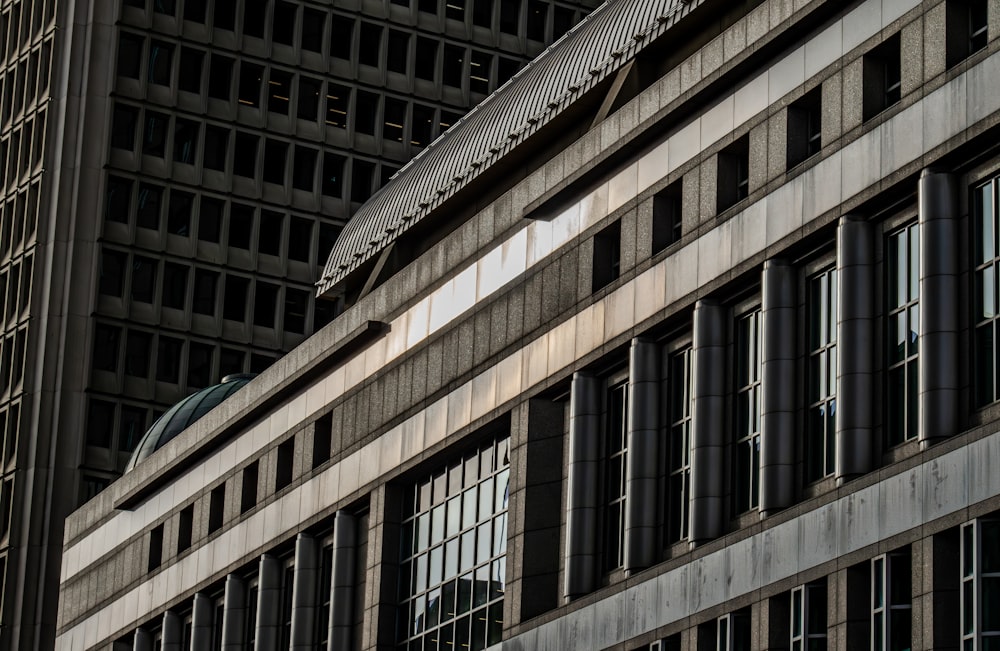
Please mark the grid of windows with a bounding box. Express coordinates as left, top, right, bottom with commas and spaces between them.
886, 223, 919, 445
666, 347, 691, 544
975, 179, 1000, 406
872, 549, 912, 651
962, 518, 1000, 650
806, 267, 837, 481
398, 435, 510, 651
734, 310, 761, 513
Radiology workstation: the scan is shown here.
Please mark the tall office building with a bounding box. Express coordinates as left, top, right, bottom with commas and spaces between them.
0, 0, 599, 648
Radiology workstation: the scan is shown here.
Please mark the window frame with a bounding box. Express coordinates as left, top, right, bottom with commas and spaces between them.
733, 306, 762, 515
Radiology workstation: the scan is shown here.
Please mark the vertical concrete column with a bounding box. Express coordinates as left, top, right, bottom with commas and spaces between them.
290, 533, 319, 650
133, 628, 152, 651
161, 611, 182, 651
836, 216, 875, 481
919, 168, 959, 447
330, 510, 358, 650
689, 300, 726, 545
190, 593, 213, 651
255, 554, 282, 651
625, 337, 660, 571
563, 372, 601, 598
760, 260, 796, 515
220, 574, 246, 651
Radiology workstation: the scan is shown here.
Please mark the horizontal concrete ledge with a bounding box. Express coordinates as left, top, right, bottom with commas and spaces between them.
114, 320, 389, 512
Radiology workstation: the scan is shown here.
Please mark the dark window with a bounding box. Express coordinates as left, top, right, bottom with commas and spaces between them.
887, 223, 919, 445
268, 69, 292, 115
443, 44, 464, 88
86, 399, 115, 448
526, 0, 547, 41
652, 181, 683, 254
473, 0, 493, 27
330, 15, 353, 60
92, 323, 121, 372
198, 197, 223, 243
223, 275, 249, 321
111, 104, 138, 151
250, 354, 276, 373
553, 6, 574, 38
263, 140, 288, 185
603, 380, 628, 571
666, 347, 692, 544
213, 0, 236, 30
208, 485, 225, 533
297, 77, 321, 121
183, 0, 206, 22
440, 110, 462, 132
717, 134, 750, 212
351, 159, 375, 203
272, 1, 296, 45
254, 282, 278, 327
418, 0, 437, 13
233, 132, 258, 178
284, 288, 308, 334
354, 91, 378, 135
322, 153, 345, 197
177, 504, 193, 552
872, 549, 912, 651
167, 189, 193, 235
153, 0, 176, 15
161, 262, 188, 309
806, 266, 837, 482
237, 62, 263, 107
148, 525, 164, 571
142, 111, 169, 158
380, 164, 398, 188
173, 118, 198, 164
193, 269, 218, 315
359, 22, 382, 67
497, 57, 520, 85
446, 0, 465, 21
229, 204, 253, 249
117, 33, 143, 79
275, 438, 294, 491
156, 336, 183, 382
977, 177, 1000, 404
312, 416, 331, 468
787, 87, 822, 168
147, 41, 173, 86
387, 30, 409, 74
258, 211, 282, 256
118, 406, 146, 453
499, 0, 520, 34
99, 249, 127, 297
469, 50, 491, 94
292, 146, 317, 191
592, 220, 621, 292
325, 83, 349, 129
243, 0, 265, 37
105, 176, 132, 223
301, 8, 325, 52
791, 582, 827, 651
220, 348, 245, 376
203, 125, 228, 170
383, 98, 406, 142
187, 342, 212, 388
412, 104, 435, 147
734, 310, 761, 513
208, 54, 233, 100
131, 256, 157, 303
415, 37, 437, 80
241, 461, 258, 513
136, 183, 162, 229
125, 331, 152, 378
288, 217, 311, 262
178, 48, 204, 93
947, 0, 988, 68
863, 33, 902, 121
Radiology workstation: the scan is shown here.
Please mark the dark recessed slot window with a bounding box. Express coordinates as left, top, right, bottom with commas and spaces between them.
473, 0, 492, 26
292, 146, 317, 191
387, 30, 409, 74
229, 204, 253, 249
359, 23, 382, 67
275, 438, 294, 491
161, 262, 188, 309
284, 288, 308, 334
203, 125, 228, 171
177, 504, 193, 552
312, 416, 331, 468
187, 342, 212, 388
233, 132, 258, 178
117, 33, 143, 79
208, 485, 225, 533
193, 269, 218, 315
223, 275, 249, 321
297, 77, 321, 121
220, 348, 245, 376
446, 0, 465, 21
287, 217, 311, 262
351, 159, 375, 203
322, 153, 345, 197
383, 98, 406, 142
148, 525, 164, 571
863, 33, 901, 121
314, 295, 338, 329
85, 399, 114, 448
267, 69, 292, 115
156, 336, 183, 383
592, 220, 621, 292
301, 8, 325, 52
325, 83, 350, 129
254, 281, 279, 328
652, 181, 682, 254
263, 140, 288, 185
153, 0, 176, 15
237, 63, 263, 107
717, 134, 750, 212
99, 249, 127, 297
330, 15, 353, 60
354, 91, 378, 136
469, 50, 491, 94
167, 190, 193, 235
178, 48, 203, 93
213, 0, 236, 30
147, 41, 173, 86
443, 45, 464, 88
440, 110, 462, 133
499, 0, 520, 34
415, 37, 437, 80
198, 197, 223, 243
119, 406, 146, 453
142, 112, 169, 158
419, 0, 438, 14
92, 323, 121, 372
272, 1, 296, 45
125, 331, 152, 378
411, 104, 435, 147
241, 461, 258, 513
183, 0, 206, 22
258, 211, 282, 256
136, 183, 162, 230
497, 57, 520, 85
250, 354, 276, 373
526, 0, 547, 41
787, 87, 822, 168
131, 256, 157, 304
172, 119, 198, 164
111, 104, 138, 151
243, 0, 265, 37
947, 0, 988, 67
105, 176, 132, 223
208, 54, 233, 100
553, 6, 574, 38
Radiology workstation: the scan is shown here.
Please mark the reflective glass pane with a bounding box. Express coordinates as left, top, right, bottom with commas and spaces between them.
980, 183, 995, 265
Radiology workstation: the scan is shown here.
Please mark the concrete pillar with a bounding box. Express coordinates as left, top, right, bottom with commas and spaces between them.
836, 216, 875, 481
290, 534, 319, 650
564, 372, 601, 597
760, 259, 796, 515
625, 337, 660, 571
190, 593, 213, 651
220, 574, 246, 651
918, 168, 960, 447
689, 300, 726, 544
330, 511, 358, 650
161, 611, 182, 651
256, 554, 282, 651
133, 628, 152, 651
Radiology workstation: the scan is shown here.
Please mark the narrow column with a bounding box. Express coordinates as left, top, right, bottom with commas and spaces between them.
290, 534, 319, 650
624, 338, 659, 571
760, 259, 796, 515
689, 299, 726, 545
133, 628, 152, 651
563, 372, 601, 597
919, 168, 959, 446
220, 574, 246, 651
836, 215, 875, 481
256, 554, 282, 651
329, 510, 358, 650
161, 611, 182, 651
190, 593, 213, 651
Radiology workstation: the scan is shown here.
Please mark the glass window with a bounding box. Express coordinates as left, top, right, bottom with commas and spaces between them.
267, 69, 292, 115
443, 45, 464, 88
666, 347, 692, 544
263, 140, 288, 185
383, 98, 406, 143
415, 37, 437, 81
287, 217, 311, 262
473, 0, 493, 27
292, 146, 317, 191
735, 309, 761, 513
947, 0, 988, 67
787, 87, 822, 168
237, 62, 263, 107
178, 47, 203, 93
791, 582, 827, 651
148, 41, 173, 86
592, 220, 621, 292
111, 104, 138, 151
325, 83, 350, 129
863, 34, 902, 121
136, 183, 162, 230
92, 323, 120, 372
469, 50, 491, 95
272, 1, 296, 45
355, 91, 378, 135
117, 33, 143, 79
526, 1, 547, 41
962, 519, 1000, 648
387, 30, 409, 74
183, 0, 206, 22
806, 266, 837, 481
118, 405, 146, 453
105, 176, 132, 223
208, 54, 233, 100
99, 249, 127, 297
198, 197, 223, 243
233, 132, 258, 178
254, 281, 278, 328
499, 0, 520, 34
284, 288, 308, 334
173, 118, 199, 164
131, 256, 157, 304
872, 549, 912, 651
301, 8, 325, 52
330, 15, 353, 60
142, 111, 169, 158
156, 336, 183, 383
716, 610, 751, 651
652, 181, 683, 255
604, 380, 628, 571
718, 135, 749, 212
161, 262, 188, 309
125, 330, 152, 378
975, 180, 1000, 406
322, 153, 345, 198
359, 22, 382, 67
887, 223, 919, 445
192, 269, 217, 315
297, 77, 321, 122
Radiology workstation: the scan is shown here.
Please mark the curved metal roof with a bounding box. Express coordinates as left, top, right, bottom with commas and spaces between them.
124, 374, 255, 473
318, 0, 700, 297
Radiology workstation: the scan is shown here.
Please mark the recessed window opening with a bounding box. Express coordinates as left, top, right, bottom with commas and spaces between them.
787, 87, 822, 168
272, 1, 296, 45
652, 181, 682, 254
254, 282, 279, 328
326, 84, 350, 129
872, 549, 912, 651
177, 504, 193, 552
359, 23, 382, 67
947, 0, 988, 68
237, 63, 263, 107
302, 8, 325, 52
791, 582, 827, 651
208, 485, 225, 533
446, 0, 465, 21
208, 55, 233, 100
297, 77, 321, 121
312, 416, 332, 468
243, 1, 265, 37
240, 461, 258, 513
717, 135, 749, 212
383, 98, 406, 142
415, 37, 438, 80
443, 45, 464, 88
275, 438, 294, 491
267, 69, 292, 115
862, 33, 901, 121
499, 0, 520, 34
354, 91, 378, 135
147, 524, 163, 571
473, 0, 493, 27
330, 15, 353, 60
603, 380, 628, 572
233, 133, 258, 178
223, 275, 249, 321
526, 0, 547, 41
387, 30, 409, 74
592, 220, 621, 292
262, 140, 288, 185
